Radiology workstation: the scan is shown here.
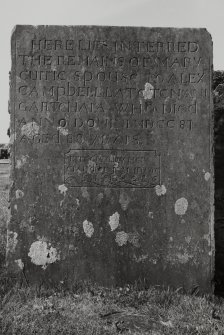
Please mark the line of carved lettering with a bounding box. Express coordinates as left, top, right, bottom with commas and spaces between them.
17, 83, 206, 106
17, 101, 198, 117
64, 172, 159, 188
31, 39, 200, 53
18, 114, 194, 130
19, 131, 156, 146
18, 70, 207, 87
19, 54, 204, 69
65, 151, 158, 164
65, 164, 160, 188
18, 119, 193, 143
18, 85, 208, 101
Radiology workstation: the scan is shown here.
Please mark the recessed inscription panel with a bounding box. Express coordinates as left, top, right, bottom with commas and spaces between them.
9, 26, 213, 292
64, 149, 161, 188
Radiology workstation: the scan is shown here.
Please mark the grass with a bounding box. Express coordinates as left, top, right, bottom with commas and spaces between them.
1, 159, 224, 334
0, 278, 224, 334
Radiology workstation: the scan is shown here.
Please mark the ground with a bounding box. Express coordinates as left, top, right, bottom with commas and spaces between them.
1, 160, 224, 334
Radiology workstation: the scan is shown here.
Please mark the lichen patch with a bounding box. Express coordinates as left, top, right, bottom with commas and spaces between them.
115, 231, 128, 246
28, 240, 60, 270
16, 155, 28, 169
21, 122, 39, 139
143, 82, 154, 100
175, 197, 188, 215
15, 190, 24, 199
176, 252, 192, 264
83, 220, 94, 238
133, 254, 148, 263
185, 236, 192, 244
119, 191, 130, 210
204, 172, 211, 181
203, 233, 211, 246
87, 160, 97, 174
148, 211, 154, 219
58, 184, 68, 196
7, 231, 18, 252
128, 233, 140, 248
15, 259, 24, 270
81, 187, 90, 201
57, 126, 68, 136
108, 212, 120, 231
155, 185, 167, 196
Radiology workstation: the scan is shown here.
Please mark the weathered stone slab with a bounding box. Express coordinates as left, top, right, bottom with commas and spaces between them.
8, 26, 214, 292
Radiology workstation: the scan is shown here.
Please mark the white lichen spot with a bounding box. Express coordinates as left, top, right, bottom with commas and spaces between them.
133, 254, 148, 263
143, 82, 154, 100
175, 197, 188, 215
81, 187, 90, 201
83, 220, 94, 238
7, 231, 18, 252
14, 204, 18, 210
128, 233, 140, 247
28, 240, 60, 270
68, 244, 75, 251
189, 153, 195, 160
176, 252, 191, 264
148, 211, 154, 219
16, 155, 28, 169
155, 184, 167, 196
185, 236, 192, 244
169, 237, 173, 242
204, 172, 211, 181
76, 198, 80, 207
58, 184, 68, 196
203, 234, 211, 246
166, 250, 193, 265
115, 231, 128, 246
114, 162, 119, 169
57, 126, 68, 136
109, 212, 120, 231
119, 192, 130, 210
21, 122, 39, 139
16, 190, 24, 199
15, 259, 24, 270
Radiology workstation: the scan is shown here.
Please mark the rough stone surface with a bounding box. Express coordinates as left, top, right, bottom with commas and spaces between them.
9, 26, 214, 292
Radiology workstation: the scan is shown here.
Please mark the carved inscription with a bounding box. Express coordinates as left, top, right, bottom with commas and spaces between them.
64, 149, 160, 188
14, 27, 211, 188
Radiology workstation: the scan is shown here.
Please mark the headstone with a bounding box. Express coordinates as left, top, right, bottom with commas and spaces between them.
8, 25, 214, 292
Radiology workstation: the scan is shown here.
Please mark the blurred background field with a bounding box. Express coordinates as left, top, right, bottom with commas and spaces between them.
0, 159, 9, 269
